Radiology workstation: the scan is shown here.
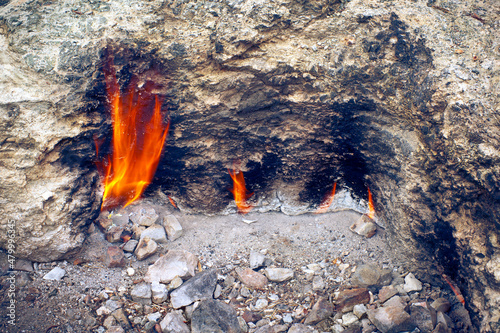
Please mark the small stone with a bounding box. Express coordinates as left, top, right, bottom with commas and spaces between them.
126, 267, 135, 276
335, 288, 370, 312
168, 276, 184, 290
105, 246, 125, 268
43, 267, 65, 281
432, 322, 450, 333
254, 298, 269, 310
304, 297, 334, 325
331, 324, 345, 333
213, 284, 223, 298
436, 311, 453, 328
288, 323, 316, 333
105, 326, 125, 333
238, 316, 249, 332
378, 285, 398, 303
249, 251, 266, 269
431, 298, 451, 313
191, 299, 242, 333
367, 306, 415, 333
132, 224, 146, 239
151, 281, 168, 304
283, 313, 293, 323
96, 306, 112, 316
342, 312, 359, 326
14, 259, 33, 272
403, 273, 422, 292
351, 264, 382, 287
140, 224, 167, 243
109, 211, 130, 226
122, 239, 138, 252
129, 206, 159, 226
240, 286, 251, 298
144, 250, 198, 283
410, 303, 437, 332
384, 295, 407, 309
236, 268, 268, 289
130, 283, 152, 305
312, 275, 325, 290
350, 214, 377, 238
105, 225, 124, 243
134, 237, 158, 261
170, 269, 217, 309
242, 310, 262, 323
160, 310, 190, 333
264, 268, 294, 282
111, 308, 131, 329
163, 214, 184, 241
353, 304, 367, 318
98, 216, 113, 231
146, 312, 162, 322
103, 316, 116, 329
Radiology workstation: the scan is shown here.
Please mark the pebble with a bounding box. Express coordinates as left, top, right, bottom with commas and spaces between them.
111, 308, 131, 329
236, 268, 268, 289
351, 264, 382, 287
353, 304, 367, 318
43, 267, 66, 281
384, 295, 407, 310
105, 226, 124, 243
242, 310, 262, 323
378, 285, 398, 303
288, 323, 316, 333
144, 250, 199, 283
304, 297, 334, 325
342, 312, 359, 326
151, 281, 168, 304
103, 316, 116, 329
312, 275, 325, 290
122, 239, 138, 253
403, 273, 423, 292
140, 224, 167, 243
264, 267, 294, 282
160, 310, 190, 333
134, 237, 158, 261
168, 276, 184, 290
105, 246, 125, 268
249, 251, 267, 269
163, 214, 184, 241
350, 214, 377, 238
105, 326, 125, 333
170, 268, 217, 309
410, 303, 436, 332
191, 299, 241, 333
431, 298, 451, 313
254, 298, 269, 310
367, 306, 414, 333
335, 288, 370, 312
126, 267, 135, 276
283, 313, 293, 323
129, 206, 159, 226
130, 283, 152, 305
14, 259, 33, 272
146, 312, 162, 322
331, 324, 345, 333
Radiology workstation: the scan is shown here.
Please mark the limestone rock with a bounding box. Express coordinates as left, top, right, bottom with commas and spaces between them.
170, 269, 217, 309
140, 224, 167, 244
160, 310, 190, 333
304, 298, 334, 325
129, 205, 159, 226
144, 250, 199, 284
130, 283, 152, 305
122, 239, 138, 253
134, 237, 158, 261
236, 268, 268, 289
162, 215, 183, 241
43, 267, 65, 281
403, 273, 423, 293
350, 214, 377, 238
151, 282, 168, 304
367, 306, 415, 333
191, 299, 242, 333
263, 268, 294, 282
249, 251, 267, 269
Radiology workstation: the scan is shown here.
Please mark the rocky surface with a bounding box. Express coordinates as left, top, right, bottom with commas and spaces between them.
0, 0, 499, 330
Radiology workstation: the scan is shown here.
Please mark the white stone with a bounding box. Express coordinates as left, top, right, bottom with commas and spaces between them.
126, 267, 135, 276
96, 305, 112, 316
130, 282, 152, 305
140, 224, 167, 243
255, 298, 269, 310
160, 310, 190, 333
168, 276, 184, 290
163, 215, 184, 241
144, 250, 199, 284
264, 268, 294, 282
404, 273, 423, 292
147, 312, 162, 322
43, 267, 65, 281
151, 281, 168, 304
249, 251, 266, 269
353, 304, 367, 318
134, 237, 158, 261
312, 275, 325, 290
331, 324, 345, 333
283, 313, 293, 323
342, 312, 359, 326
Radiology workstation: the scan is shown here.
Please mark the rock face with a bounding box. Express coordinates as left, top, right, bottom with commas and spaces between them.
0, 0, 499, 330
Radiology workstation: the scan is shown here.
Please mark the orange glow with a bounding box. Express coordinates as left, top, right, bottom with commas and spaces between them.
97, 61, 169, 211
228, 169, 254, 214
367, 187, 375, 219
315, 182, 337, 214
168, 195, 177, 209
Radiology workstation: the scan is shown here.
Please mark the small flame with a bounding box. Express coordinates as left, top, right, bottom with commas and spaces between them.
168, 195, 177, 209
367, 186, 375, 219
228, 168, 254, 214
315, 182, 337, 214
96, 60, 169, 211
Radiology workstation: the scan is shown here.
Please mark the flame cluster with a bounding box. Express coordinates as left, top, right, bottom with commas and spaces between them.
228, 168, 254, 214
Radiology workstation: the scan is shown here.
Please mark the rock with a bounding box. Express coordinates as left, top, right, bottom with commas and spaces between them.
146, 312, 162, 322
353, 304, 367, 318
236, 268, 268, 289
263, 268, 294, 282
130, 282, 152, 305
151, 281, 168, 304
331, 324, 345, 333
403, 273, 422, 293
432, 322, 451, 333
242, 310, 262, 323
431, 298, 451, 313
214, 284, 223, 298
98, 216, 113, 231
351, 264, 382, 287
168, 276, 184, 290
254, 298, 268, 310
105, 326, 125, 333
126, 267, 135, 276
436, 311, 453, 329
111, 308, 131, 329
191, 299, 242, 333
378, 285, 398, 303
103, 316, 117, 329
144, 250, 199, 283
342, 312, 359, 326
140, 224, 167, 244
105, 299, 123, 312
132, 224, 146, 240
134, 237, 158, 261
122, 239, 138, 253
335, 288, 370, 312
170, 269, 217, 309
249, 251, 267, 269
105, 226, 125, 243
312, 275, 325, 290
105, 246, 125, 268
350, 214, 377, 238
162, 215, 183, 241
43, 267, 65, 281
14, 259, 33, 272
160, 310, 190, 333
287, 323, 317, 333
304, 297, 334, 325
367, 306, 415, 333
384, 296, 407, 309
410, 303, 437, 333
129, 206, 159, 226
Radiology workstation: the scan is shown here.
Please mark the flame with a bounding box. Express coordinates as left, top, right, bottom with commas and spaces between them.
97, 60, 169, 211
315, 182, 337, 214
367, 186, 375, 219
228, 168, 254, 214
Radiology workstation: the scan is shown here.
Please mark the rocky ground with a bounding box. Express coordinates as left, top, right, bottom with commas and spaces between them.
0, 201, 475, 333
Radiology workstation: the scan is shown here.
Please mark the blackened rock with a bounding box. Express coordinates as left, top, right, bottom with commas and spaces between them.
170, 268, 217, 308
191, 299, 242, 333
410, 303, 436, 333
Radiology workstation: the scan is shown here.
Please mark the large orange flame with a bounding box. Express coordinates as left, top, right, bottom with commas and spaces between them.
315, 182, 337, 214
367, 186, 375, 219
228, 169, 254, 214
97, 61, 169, 211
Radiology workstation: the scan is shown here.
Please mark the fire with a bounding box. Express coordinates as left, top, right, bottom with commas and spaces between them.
96, 61, 169, 211
367, 186, 375, 219
315, 182, 337, 214
228, 168, 254, 214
